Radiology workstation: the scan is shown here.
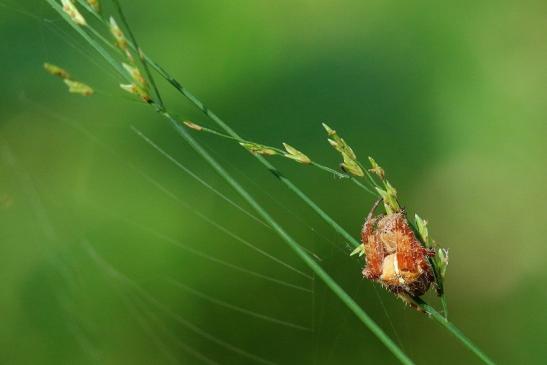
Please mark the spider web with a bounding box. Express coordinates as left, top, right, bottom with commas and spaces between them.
0, 2, 409, 364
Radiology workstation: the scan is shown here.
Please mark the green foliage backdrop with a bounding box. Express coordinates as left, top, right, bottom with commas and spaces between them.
1, 0, 546, 363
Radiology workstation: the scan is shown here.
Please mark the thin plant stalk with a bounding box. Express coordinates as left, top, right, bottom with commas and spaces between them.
45, 0, 127, 79
44, 1, 495, 364
146, 49, 495, 365
183, 123, 349, 179
111, 0, 165, 109
162, 111, 416, 365
61, 4, 375, 242
416, 298, 494, 365
44, 1, 414, 363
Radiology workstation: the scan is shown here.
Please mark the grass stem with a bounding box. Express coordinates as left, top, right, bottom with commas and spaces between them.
42, 1, 495, 363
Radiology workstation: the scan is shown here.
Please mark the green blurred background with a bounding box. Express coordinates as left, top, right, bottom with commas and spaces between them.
1, 0, 546, 364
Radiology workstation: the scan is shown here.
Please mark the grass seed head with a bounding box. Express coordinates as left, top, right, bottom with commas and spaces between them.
120, 83, 151, 103
63, 79, 94, 96
282, 143, 311, 164
437, 248, 449, 279
86, 0, 100, 12
44, 62, 93, 96
122, 63, 146, 86
375, 183, 400, 214
44, 63, 70, 79
368, 156, 385, 179
183, 121, 204, 131
241, 142, 277, 156
109, 17, 129, 52
414, 214, 429, 244
61, 0, 87, 26
322, 122, 364, 176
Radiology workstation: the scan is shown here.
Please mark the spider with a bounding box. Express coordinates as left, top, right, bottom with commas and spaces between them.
361, 199, 436, 309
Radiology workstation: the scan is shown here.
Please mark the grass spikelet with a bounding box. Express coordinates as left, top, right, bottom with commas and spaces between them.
240, 142, 278, 156
109, 16, 133, 61
282, 143, 311, 164
86, 0, 100, 13
43, 62, 70, 79
122, 62, 146, 86
43, 62, 93, 96
375, 181, 400, 214
183, 121, 204, 131
120, 83, 151, 103
63, 79, 94, 96
61, 0, 87, 26
368, 156, 385, 179
322, 122, 364, 176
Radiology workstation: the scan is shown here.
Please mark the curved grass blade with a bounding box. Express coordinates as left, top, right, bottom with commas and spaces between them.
42, 1, 495, 364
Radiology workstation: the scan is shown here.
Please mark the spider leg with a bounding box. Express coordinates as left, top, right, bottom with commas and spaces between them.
397, 292, 427, 314
366, 198, 382, 222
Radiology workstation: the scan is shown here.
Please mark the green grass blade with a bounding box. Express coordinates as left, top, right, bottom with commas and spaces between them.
142, 47, 497, 365
137, 58, 368, 249
161, 112, 415, 365
416, 298, 495, 365
111, 0, 165, 109
42, 2, 495, 364
44, 0, 128, 79
44, 3, 412, 361
149, 56, 496, 365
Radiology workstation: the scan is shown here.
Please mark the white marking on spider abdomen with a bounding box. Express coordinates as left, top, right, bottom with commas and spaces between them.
394, 254, 406, 285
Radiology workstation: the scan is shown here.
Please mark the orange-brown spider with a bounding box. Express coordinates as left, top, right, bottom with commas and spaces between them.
361, 199, 435, 307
